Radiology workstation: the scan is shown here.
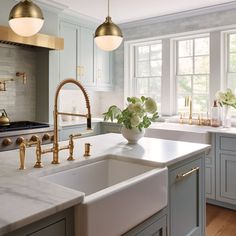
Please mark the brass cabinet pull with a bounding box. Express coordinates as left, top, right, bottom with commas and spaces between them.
176, 167, 199, 180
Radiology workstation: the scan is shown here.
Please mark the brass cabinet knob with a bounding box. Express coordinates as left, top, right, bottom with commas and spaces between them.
16, 137, 25, 145
30, 135, 39, 142
2, 138, 13, 146
42, 133, 50, 141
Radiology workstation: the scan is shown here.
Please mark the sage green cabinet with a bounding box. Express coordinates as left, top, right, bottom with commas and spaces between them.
100, 122, 121, 134
78, 26, 95, 87
60, 122, 101, 141
59, 19, 112, 91
169, 155, 205, 236
123, 208, 167, 236
6, 208, 74, 236
216, 133, 236, 205
205, 134, 215, 200
94, 45, 113, 91
59, 21, 77, 82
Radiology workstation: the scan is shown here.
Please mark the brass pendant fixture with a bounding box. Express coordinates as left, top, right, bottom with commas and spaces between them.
94, 0, 123, 51
9, 0, 44, 37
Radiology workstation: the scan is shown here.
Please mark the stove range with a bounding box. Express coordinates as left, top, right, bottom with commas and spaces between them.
0, 121, 53, 151
0, 121, 49, 132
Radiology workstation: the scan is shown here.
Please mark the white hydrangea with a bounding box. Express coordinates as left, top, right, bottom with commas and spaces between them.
144, 97, 157, 114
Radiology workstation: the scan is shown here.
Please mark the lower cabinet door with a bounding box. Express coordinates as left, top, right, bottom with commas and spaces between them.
123, 209, 167, 236
6, 208, 74, 236
216, 153, 236, 204
29, 219, 65, 236
169, 157, 204, 236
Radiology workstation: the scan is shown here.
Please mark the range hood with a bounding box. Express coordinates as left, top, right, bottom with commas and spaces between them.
0, 25, 64, 50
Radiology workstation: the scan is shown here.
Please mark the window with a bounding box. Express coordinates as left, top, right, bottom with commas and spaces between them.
134, 42, 162, 108
226, 33, 236, 93
176, 36, 210, 113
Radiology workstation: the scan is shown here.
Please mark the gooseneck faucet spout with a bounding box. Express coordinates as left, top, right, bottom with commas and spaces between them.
52, 78, 92, 164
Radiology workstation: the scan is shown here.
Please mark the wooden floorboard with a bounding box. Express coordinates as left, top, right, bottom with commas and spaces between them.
206, 204, 236, 236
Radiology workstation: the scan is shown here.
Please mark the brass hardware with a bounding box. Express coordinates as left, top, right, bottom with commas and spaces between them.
77, 66, 81, 77
184, 96, 192, 125
34, 138, 43, 168
18, 78, 92, 169
94, 0, 123, 51
67, 133, 82, 161
16, 137, 25, 145
52, 78, 92, 165
176, 167, 199, 180
42, 133, 50, 141
9, 0, 44, 23
30, 135, 39, 142
2, 138, 13, 147
19, 142, 26, 170
0, 72, 27, 92
18, 138, 47, 169
84, 143, 92, 157
0, 109, 10, 126
0, 25, 63, 50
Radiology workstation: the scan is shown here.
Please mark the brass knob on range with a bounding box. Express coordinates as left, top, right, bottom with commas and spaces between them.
16, 137, 25, 145
30, 135, 39, 142
2, 138, 13, 147
42, 133, 50, 141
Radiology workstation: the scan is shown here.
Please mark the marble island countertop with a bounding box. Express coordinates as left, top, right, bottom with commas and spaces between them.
0, 133, 210, 235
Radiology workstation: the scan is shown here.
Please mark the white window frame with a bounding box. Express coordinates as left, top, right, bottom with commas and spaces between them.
133, 41, 162, 103
173, 34, 210, 114
124, 24, 236, 118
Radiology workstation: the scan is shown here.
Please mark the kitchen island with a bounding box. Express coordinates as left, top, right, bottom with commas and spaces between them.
0, 133, 209, 236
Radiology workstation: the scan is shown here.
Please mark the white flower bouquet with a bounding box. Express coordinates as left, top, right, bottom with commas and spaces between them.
216, 88, 236, 109
103, 96, 159, 131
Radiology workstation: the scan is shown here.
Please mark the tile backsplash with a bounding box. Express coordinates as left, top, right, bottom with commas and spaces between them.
0, 44, 36, 122
59, 89, 102, 122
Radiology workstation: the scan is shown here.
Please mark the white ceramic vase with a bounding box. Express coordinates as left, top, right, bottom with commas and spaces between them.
121, 126, 145, 144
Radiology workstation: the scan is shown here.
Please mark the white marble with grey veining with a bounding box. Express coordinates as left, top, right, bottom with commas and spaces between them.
0, 133, 209, 235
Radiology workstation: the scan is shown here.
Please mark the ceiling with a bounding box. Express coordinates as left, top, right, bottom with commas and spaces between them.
50, 0, 235, 23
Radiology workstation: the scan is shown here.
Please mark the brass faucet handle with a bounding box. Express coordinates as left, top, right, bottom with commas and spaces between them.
84, 143, 92, 157
71, 133, 82, 139
67, 134, 75, 161
19, 142, 26, 170
67, 133, 82, 161
34, 139, 43, 168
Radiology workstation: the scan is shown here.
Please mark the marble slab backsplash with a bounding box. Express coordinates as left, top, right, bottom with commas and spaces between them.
0, 44, 36, 122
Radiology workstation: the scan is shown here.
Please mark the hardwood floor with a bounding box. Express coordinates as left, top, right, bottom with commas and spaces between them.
206, 204, 236, 236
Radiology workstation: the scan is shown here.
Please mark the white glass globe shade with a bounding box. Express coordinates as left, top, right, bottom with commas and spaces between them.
9, 17, 44, 37
95, 35, 123, 51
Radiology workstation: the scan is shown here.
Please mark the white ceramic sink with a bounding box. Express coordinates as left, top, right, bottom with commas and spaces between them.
41, 155, 168, 236
146, 122, 211, 144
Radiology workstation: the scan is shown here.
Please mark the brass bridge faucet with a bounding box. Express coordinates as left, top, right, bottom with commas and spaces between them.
185, 96, 193, 125
19, 78, 92, 169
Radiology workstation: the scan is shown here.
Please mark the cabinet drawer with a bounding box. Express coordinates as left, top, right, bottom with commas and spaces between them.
219, 136, 236, 152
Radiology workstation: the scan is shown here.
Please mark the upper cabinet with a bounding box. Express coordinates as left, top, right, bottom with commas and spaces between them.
59, 20, 113, 91
59, 22, 77, 81
78, 26, 95, 87
94, 45, 113, 91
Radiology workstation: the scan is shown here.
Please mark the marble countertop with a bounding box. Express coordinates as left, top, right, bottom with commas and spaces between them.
148, 122, 236, 134
0, 133, 209, 235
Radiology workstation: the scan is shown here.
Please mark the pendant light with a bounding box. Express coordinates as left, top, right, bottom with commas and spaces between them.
9, 0, 44, 37
94, 0, 123, 51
